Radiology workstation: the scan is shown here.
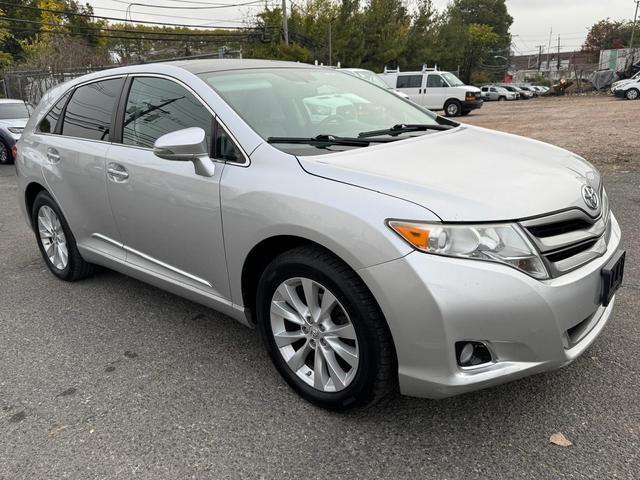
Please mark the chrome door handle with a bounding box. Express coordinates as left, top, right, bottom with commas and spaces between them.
107, 163, 129, 181
46, 147, 60, 163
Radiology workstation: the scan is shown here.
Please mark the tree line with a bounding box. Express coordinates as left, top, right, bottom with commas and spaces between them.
0, 0, 635, 85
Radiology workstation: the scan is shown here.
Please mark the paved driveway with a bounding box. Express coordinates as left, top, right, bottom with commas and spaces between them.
1, 163, 638, 479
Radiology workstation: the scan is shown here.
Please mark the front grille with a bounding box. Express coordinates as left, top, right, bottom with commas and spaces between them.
520, 192, 611, 277
526, 218, 592, 238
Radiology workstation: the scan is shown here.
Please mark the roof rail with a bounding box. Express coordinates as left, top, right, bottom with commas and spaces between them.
421, 64, 439, 72
383, 66, 400, 74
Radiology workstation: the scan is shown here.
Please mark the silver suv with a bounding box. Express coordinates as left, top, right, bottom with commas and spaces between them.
16, 60, 624, 409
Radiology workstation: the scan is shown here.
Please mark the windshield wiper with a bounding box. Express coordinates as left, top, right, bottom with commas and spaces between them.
267, 134, 396, 148
357, 123, 455, 138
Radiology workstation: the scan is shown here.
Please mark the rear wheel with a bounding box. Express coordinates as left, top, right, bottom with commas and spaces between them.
0, 141, 12, 165
256, 246, 397, 410
498, 96, 506, 101
444, 99, 462, 117
625, 88, 639, 100
32, 191, 95, 281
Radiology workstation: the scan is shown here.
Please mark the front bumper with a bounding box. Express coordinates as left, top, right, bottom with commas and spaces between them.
358, 214, 622, 399
612, 89, 626, 98
462, 99, 483, 111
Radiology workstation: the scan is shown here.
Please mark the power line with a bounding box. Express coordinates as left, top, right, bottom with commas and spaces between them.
0, 1, 255, 29
4, 26, 250, 43
109, 0, 264, 10
0, 16, 252, 36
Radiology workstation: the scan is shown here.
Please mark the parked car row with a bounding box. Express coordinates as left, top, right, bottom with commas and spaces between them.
480, 84, 549, 101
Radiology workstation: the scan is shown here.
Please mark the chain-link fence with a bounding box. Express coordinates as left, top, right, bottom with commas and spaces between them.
1, 49, 243, 105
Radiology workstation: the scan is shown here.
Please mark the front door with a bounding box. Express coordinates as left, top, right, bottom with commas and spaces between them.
105, 76, 230, 299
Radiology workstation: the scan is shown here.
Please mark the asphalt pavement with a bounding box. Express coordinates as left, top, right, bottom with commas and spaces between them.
1, 163, 638, 479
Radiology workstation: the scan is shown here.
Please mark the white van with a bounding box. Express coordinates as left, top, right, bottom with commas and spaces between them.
378, 67, 483, 116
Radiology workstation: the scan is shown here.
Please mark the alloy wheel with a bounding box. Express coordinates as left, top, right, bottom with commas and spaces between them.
270, 277, 359, 392
0, 143, 8, 164
626, 89, 639, 100
37, 205, 68, 270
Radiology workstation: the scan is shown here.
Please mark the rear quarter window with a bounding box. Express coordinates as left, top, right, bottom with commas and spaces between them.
37, 93, 70, 134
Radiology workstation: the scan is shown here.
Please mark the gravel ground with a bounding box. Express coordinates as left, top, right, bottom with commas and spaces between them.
1, 99, 639, 478
461, 94, 640, 172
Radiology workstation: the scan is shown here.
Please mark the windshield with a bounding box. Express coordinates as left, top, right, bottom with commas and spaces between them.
441, 72, 464, 87
0, 102, 29, 120
199, 68, 441, 155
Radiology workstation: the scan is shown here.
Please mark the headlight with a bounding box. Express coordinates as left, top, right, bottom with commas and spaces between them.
8, 127, 23, 134
388, 220, 549, 279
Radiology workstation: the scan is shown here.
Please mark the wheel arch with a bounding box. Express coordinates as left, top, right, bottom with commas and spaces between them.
24, 181, 48, 229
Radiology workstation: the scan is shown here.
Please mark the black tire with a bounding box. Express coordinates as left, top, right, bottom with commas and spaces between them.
256, 246, 397, 410
498, 96, 506, 101
444, 99, 462, 117
31, 191, 95, 281
0, 140, 12, 165
625, 88, 639, 100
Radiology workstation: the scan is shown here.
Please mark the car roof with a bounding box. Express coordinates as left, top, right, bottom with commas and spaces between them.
167, 58, 314, 74
0, 99, 25, 104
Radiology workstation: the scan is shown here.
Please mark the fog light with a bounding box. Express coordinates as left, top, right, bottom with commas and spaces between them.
455, 341, 493, 368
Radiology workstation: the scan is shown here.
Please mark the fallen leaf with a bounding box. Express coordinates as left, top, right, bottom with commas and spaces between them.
549, 432, 573, 447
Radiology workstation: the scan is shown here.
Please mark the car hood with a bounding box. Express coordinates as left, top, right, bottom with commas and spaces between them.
0, 118, 28, 128
298, 125, 601, 222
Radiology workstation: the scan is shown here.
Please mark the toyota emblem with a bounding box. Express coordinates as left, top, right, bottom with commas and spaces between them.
581, 185, 599, 210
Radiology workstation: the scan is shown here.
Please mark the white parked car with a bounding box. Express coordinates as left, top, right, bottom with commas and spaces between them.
378, 67, 482, 116
612, 71, 640, 100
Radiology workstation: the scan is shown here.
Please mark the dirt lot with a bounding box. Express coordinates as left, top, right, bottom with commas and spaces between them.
461, 95, 640, 172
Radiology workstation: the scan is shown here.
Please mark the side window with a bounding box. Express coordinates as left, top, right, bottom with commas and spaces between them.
213, 120, 245, 163
61, 78, 124, 141
122, 77, 213, 149
37, 92, 70, 134
426, 75, 446, 88
481, 87, 487, 92
396, 75, 423, 89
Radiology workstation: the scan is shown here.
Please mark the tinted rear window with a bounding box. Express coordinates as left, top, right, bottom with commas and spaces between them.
62, 78, 124, 141
396, 75, 422, 89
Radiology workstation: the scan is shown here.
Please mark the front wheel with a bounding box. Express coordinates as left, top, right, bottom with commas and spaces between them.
444, 99, 462, 117
625, 88, 639, 100
256, 246, 397, 410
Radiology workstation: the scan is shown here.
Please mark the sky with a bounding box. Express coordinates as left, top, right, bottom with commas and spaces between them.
90, 0, 639, 56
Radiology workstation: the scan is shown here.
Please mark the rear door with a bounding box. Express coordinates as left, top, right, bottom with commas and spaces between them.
423, 74, 448, 110
395, 74, 424, 104
104, 75, 234, 299
39, 76, 126, 260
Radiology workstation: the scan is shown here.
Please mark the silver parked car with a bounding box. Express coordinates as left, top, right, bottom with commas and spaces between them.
0, 98, 32, 164
16, 60, 624, 410
480, 85, 517, 101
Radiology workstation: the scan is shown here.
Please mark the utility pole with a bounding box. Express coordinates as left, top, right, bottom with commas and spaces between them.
557, 35, 561, 71
328, 21, 332, 66
537, 45, 544, 70
631, 0, 639, 48
546, 27, 553, 74
282, 0, 289, 46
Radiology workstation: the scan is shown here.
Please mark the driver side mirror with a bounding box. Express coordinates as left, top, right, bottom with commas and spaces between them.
153, 127, 215, 177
